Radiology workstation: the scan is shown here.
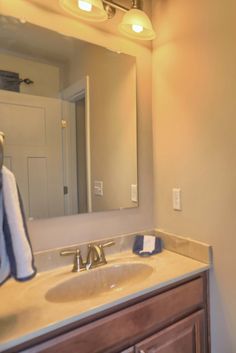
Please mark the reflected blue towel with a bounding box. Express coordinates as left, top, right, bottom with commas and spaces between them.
133, 235, 162, 257
0, 166, 36, 285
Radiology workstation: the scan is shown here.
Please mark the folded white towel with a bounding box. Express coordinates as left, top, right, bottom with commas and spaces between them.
0, 166, 36, 284
139, 235, 156, 254
142, 235, 156, 253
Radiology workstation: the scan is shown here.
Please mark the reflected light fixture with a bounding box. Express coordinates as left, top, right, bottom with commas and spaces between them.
59, 0, 156, 40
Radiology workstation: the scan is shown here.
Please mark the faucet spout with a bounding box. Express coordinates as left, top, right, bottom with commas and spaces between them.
86, 241, 115, 270
86, 244, 101, 270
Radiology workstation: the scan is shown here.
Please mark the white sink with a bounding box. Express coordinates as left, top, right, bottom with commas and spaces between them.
45, 262, 153, 303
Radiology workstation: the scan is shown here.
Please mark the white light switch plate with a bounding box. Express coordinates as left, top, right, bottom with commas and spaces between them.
131, 184, 138, 202
94, 180, 103, 196
172, 188, 182, 211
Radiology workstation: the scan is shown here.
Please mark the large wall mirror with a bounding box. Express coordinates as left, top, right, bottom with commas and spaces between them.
0, 15, 138, 219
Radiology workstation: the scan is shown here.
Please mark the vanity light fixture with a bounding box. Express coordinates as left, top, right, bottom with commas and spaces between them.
59, 0, 156, 40
118, 0, 155, 40
59, 0, 108, 22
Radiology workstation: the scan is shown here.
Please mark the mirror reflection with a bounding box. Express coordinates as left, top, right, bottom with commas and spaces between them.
0, 15, 138, 219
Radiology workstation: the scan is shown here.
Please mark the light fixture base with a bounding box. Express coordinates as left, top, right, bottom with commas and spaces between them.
132, 0, 142, 10
104, 4, 116, 19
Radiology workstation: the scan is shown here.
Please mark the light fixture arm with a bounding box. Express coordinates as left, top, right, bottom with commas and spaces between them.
131, 0, 141, 9
103, 0, 128, 12
102, 0, 142, 13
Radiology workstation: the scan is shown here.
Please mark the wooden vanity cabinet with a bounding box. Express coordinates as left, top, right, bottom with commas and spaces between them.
16, 272, 210, 353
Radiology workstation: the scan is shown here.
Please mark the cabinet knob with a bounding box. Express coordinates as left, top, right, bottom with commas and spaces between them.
139, 350, 146, 353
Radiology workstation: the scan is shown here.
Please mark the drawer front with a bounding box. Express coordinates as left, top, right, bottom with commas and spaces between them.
22, 277, 204, 353
135, 310, 205, 353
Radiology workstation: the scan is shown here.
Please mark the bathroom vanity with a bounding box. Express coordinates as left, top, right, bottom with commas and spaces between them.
21, 273, 209, 353
0, 248, 210, 353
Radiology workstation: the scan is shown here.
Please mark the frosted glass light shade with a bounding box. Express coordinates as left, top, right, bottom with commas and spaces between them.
119, 8, 155, 40
59, 0, 108, 22
78, 1, 92, 12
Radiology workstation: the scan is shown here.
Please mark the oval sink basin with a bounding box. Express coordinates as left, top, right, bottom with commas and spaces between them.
45, 263, 153, 303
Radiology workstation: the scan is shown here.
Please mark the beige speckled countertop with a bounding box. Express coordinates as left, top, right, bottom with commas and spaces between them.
0, 249, 209, 352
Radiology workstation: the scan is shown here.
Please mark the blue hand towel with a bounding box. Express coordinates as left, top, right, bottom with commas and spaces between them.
0, 166, 36, 285
133, 235, 162, 257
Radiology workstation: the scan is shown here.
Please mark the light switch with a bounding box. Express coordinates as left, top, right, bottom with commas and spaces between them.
172, 188, 182, 211
131, 184, 138, 202
94, 180, 103, 196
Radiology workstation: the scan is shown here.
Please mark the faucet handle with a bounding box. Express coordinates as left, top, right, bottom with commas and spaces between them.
98, 241, 115, 264
60, 249, 78, 256
99, 241, 115, 248
100, 241, 115, 248
60, 248, 86, 272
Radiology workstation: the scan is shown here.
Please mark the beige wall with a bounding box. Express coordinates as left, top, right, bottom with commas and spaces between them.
0, 0, 153, 250
63, 43, 137, 211
152, 0, 236, 351
0, 52, 60, 97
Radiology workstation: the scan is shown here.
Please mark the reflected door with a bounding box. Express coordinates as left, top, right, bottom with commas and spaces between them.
0, 89, 64, 219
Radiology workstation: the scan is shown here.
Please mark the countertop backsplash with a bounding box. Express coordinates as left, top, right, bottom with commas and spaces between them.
34, 229, 212, 272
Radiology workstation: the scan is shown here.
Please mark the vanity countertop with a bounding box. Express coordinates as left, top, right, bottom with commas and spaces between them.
0, 249, 209, 352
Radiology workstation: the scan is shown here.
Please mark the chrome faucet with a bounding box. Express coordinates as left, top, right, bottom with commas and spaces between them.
60, 241, 115, 272
86, 241, 115, 270
60, 248, 86, 272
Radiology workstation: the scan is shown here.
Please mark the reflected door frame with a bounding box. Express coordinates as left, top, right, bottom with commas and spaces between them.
61, 76, 92, 213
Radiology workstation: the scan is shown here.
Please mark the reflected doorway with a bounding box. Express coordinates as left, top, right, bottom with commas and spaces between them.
61, 76, 92, 215
75, 97, 88, 213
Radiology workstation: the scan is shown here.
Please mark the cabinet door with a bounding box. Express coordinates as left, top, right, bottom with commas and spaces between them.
135, 310, 205, 353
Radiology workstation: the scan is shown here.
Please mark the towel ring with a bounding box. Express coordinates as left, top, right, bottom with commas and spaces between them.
0, 132, 5, 171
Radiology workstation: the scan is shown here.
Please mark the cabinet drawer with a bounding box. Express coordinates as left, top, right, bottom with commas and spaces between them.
135, 310, 205, 353
22, 277, 204, 353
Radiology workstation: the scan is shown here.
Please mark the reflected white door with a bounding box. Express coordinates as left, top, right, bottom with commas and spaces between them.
0, 89, 64, 219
